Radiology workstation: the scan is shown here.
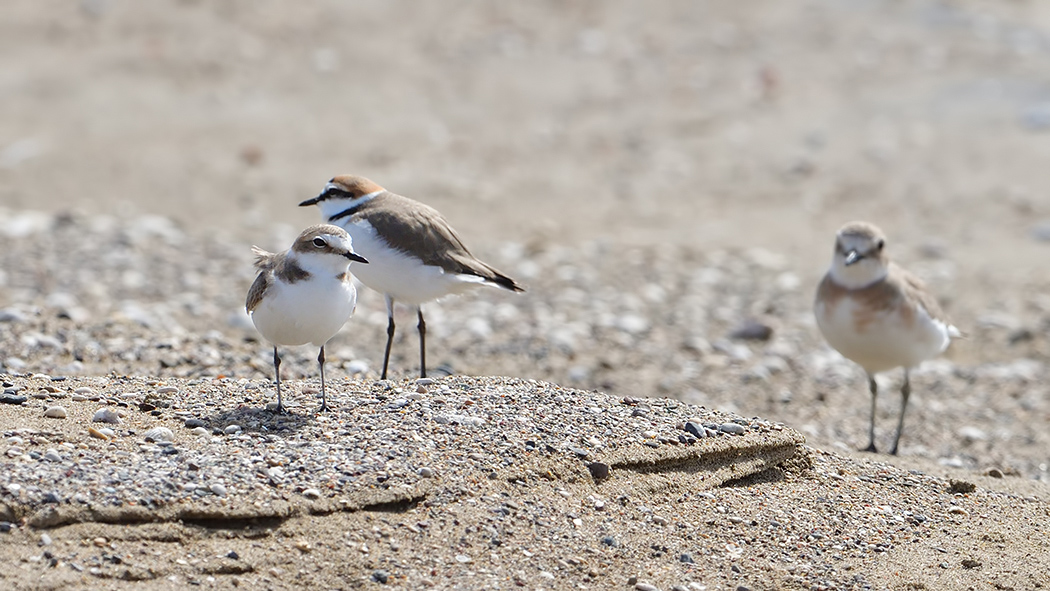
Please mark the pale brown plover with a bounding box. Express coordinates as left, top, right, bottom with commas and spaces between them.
299, 175, 524, 380
246, 224, 368, 412
815, 221, 960, 454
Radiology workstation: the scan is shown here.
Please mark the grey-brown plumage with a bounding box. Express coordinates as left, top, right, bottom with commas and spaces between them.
300, 175, 524, 379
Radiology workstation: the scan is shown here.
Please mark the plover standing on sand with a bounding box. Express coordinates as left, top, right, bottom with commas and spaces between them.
814, 221, 960, 454
246, 224, 368, 412
299, 175, 524, 379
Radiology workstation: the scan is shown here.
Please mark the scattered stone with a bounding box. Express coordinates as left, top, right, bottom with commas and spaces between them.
949, 479, 976, 494
961, 559, 982, 569
0, 394, 27, 405
87, 427, 111, 441
679, 553, 694, 564
418, 467, 435, 478
635, 583, 660, 591
684, 421, 705, 438
587, 462, 610, 481
143, 427, 174, 443
302, 488, 322, 500
986, 468, 1004, 479
43, 406, 67, 418
185, 418, 206, 429
729, 319, 774, 341
719, 422, 746, 435
209, 483, 227, 497
372, 570, 390, 584
223, 425, 242, 435
91, 408, 121, 424
455, 554, 472, 563
43, 449, 62, 462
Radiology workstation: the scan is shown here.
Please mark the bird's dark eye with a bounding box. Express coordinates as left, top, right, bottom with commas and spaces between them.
876, 239, 885, 251
312, 237, 326, 248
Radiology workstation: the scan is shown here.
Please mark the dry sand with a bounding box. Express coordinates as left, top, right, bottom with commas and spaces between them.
2, 1, 1050, 589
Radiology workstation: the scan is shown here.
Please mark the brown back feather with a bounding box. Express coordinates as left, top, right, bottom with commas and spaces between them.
355, 192, 524, 292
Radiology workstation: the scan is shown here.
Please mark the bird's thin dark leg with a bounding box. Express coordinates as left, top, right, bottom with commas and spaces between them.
863, 374, 878, 453
273, 346, 284, 413
417, 307, 426, 379
317, 346, 329, 413
890, 369, 911, 455
381, 295, 395, 380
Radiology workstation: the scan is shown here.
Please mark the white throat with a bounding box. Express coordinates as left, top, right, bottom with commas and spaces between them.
829, 256, 888, 289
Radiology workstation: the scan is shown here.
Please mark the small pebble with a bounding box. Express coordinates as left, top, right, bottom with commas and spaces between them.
43, 449, 62, 462
455, 554, 472, 563
143, 427, 174, 443
372, 570, 389, 584
684, 421, 705, 438
91, 408, 121, 424
302, 488, 322, 499
39, 534, 52, 546
418, 467, 435, 478
0, 394, 27, 405
43, 406, 67, 419
185, 418, 206, 429
209, 483, 227, 497
223, 425, 242, 435
587, 462, 610, 480
635, 584, 660, 591
719, 422, 746, 435
949, 479, 976, 494
87, 427, 111, 441
156, 386, 178, 394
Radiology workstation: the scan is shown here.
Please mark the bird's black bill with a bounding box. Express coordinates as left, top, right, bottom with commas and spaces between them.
298, 195, 322, 207
844, 250, 863, 266
346, 252, 369, 264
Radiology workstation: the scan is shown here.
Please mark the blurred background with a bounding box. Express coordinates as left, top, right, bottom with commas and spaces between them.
2, 0, 1050, 475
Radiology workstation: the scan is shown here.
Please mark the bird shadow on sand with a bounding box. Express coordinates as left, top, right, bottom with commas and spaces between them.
199, 404, 315, 435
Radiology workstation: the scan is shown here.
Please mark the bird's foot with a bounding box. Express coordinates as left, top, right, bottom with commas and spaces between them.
862, 442, 878, 453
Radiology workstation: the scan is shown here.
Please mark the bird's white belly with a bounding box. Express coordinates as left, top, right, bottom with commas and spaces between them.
816, 297, 951, 374
340, 220, 487, 305
251, 279, 357, 347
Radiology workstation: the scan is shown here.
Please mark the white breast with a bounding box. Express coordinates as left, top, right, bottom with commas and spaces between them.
815, 296, 952, 374
250, 276, 357, 348
337, 219, 488, 305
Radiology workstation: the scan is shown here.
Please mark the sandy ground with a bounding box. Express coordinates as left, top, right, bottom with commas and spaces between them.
3, 0, 1050, 589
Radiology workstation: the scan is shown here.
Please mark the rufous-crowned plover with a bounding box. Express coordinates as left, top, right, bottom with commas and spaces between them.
814, 221, 960, 454
246, 224, 368, 412
299, 175, 524, 380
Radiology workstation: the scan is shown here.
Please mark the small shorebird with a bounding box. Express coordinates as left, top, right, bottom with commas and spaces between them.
299, 175, 524, 379
246, 224, 368, 412
814, 221, 960, 454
